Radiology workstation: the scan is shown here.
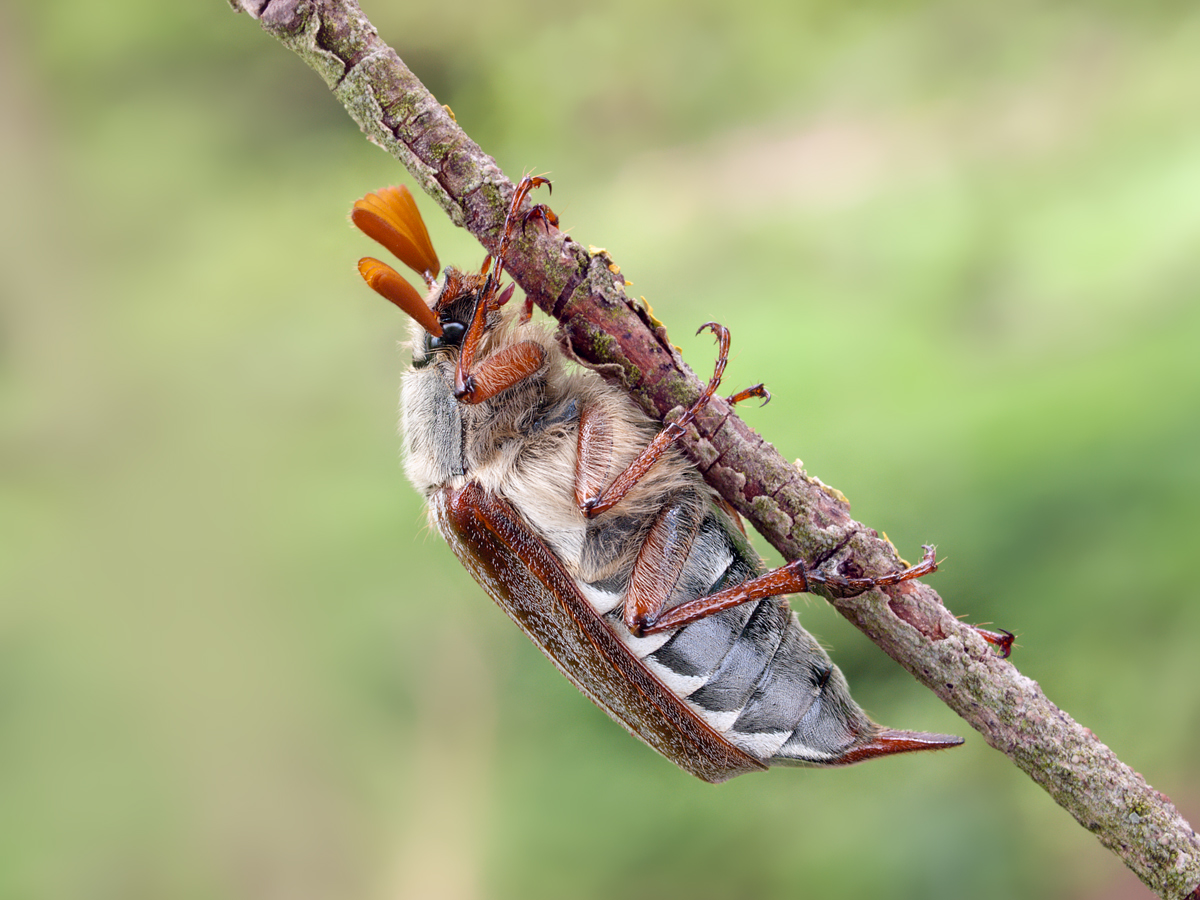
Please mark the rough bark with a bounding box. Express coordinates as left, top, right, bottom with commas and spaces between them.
228, 1, 1200, 896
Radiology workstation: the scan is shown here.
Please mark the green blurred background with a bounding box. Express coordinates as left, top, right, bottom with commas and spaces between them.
2, 1, 1198, 898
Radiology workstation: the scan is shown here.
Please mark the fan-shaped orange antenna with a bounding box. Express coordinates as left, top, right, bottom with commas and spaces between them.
351, 186, 440, 284
357, 257, 443, 337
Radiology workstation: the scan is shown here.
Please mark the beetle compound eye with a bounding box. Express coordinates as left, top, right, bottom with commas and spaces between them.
434, 320, 466, 348
422, 320, 467, 359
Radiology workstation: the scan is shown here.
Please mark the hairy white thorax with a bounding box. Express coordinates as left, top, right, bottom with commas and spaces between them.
401, 306, 700, 586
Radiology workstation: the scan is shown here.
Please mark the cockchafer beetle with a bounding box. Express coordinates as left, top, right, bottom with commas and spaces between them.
350, 177, 963, 782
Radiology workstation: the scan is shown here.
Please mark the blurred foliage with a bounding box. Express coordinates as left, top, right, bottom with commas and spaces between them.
1, 1, 1198, 898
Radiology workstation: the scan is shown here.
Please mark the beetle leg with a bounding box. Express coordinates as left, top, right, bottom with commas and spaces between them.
438, 481, 766, 782
622, 499, 705, 636
522, 202, 559, 233
454, 340, 546, 405
490, 175, 554, 289
725, 383, 770, 407
455, 177, 554, 401
580, 323, 764, 517
519, 294, 536, 324
574, 401, 614, 511
641, 545, 939, 635
454, 280, 512, 397
974, 626, 1015, 658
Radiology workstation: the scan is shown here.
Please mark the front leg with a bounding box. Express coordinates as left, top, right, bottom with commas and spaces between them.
454, 175, 556, 404
454, 339, 546, 405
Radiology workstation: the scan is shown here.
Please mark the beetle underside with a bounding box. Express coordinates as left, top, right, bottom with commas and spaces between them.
350, 177, 966, 780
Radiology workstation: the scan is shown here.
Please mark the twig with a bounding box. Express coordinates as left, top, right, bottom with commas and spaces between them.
228, 1, 1200, 896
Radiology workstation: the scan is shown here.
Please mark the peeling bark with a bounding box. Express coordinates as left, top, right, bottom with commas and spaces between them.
229, 1, 1200, 896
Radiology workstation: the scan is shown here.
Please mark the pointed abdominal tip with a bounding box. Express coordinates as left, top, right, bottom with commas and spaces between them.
835, 728, 964, 765
357, 257, 443, 337
351, 186, 440, 281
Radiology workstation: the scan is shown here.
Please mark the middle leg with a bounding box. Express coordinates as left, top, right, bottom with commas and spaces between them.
576, 322, 764, 517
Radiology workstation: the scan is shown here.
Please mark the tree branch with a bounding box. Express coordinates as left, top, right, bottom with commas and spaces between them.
229, 2, 1200, 896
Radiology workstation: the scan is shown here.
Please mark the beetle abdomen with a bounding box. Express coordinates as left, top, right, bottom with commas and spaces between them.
598, 506, 875, 767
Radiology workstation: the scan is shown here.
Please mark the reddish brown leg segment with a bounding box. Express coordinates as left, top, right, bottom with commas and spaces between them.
643, 545, 940, 635
622, 501, 704, 635
455, 341, 546, 405
452, 282, 518, 397
454, 176, 554, 402
574, 402, 614, 511
521, 202, 559, 234
580, 323, 734, 518
974, 627, 1015, 658
491, 175, 554, 288
438, 481, 766, 782
453, 287, 493, 400
726, 383, 770, 407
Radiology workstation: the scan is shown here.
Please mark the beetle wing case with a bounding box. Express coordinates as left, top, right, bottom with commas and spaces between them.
436, 482, 765, 783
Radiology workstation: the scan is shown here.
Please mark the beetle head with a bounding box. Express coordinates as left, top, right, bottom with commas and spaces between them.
352, 186, 518, 367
